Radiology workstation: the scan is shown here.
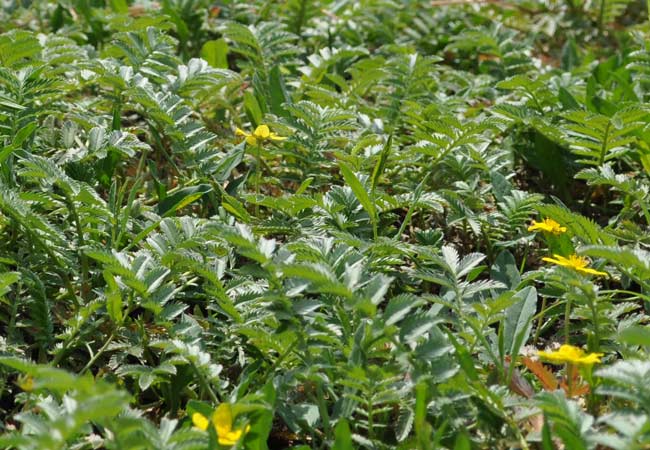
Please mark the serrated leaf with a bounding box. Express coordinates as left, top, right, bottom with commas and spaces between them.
157, 184, 212, 217
503, 286, 537, 358
371, 134, 392, 192
201, 39, 229, 69
339, 162, 377, 225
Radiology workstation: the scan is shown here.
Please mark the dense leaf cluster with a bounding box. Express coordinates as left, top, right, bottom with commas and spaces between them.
1, 1, 650, 449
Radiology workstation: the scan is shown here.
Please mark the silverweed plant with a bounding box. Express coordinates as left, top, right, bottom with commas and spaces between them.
1, 1, 650, 449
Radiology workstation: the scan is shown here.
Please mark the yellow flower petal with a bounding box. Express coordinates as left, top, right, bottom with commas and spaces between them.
528, 218, 567, 235
579, 352, 604, 364
213, 403, 234, 437
254, 124, 270, 139
269, 132, 287, 141
218, 428, 244, 446
192, 412, 210, 431
542, 254, 607, 277
237, 124, 285, 145
538, 344, 603, 366
576, 266, 608, 276
18, 374, 33, 392
192, 404, 250, 446
541, 255, 565, 266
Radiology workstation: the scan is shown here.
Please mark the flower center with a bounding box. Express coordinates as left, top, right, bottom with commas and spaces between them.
568, 255, 588, 269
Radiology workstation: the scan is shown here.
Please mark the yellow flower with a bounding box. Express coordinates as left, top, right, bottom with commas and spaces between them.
542, 254, 607, 276
213, 403, 250, 446
17, 374, 33, 392
191, 403, 250, 447
538, 344, 603, 366
192, 412, 210, 431
528, 218, 567, 235
235, 124, 286, 146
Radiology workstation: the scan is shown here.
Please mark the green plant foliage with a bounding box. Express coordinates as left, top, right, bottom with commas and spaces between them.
1, 1, 650, 449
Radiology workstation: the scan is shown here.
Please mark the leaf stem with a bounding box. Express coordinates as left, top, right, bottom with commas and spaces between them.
255, 144, 261, 217
597, 121, 611, 167
80, 332, 115, 374
533, 295, 547, 346
63, 190, 90, 301
564, 296, 572, 344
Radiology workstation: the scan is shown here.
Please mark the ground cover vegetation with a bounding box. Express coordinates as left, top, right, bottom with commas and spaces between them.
1, 0, 650, 448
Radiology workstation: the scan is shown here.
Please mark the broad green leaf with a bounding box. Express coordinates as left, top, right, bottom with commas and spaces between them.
0, 272, 20, 298
339, 162, 376, 226
108, 0, 128, 13
214, 143, 246, 182
221, 192, 252, 223
371, 134, 392, 192
332, 418, 353, 450
244, 91, 263, 127
269, 65, 291, 118
490, 251, 520, 291
201, 39, 229, 69
157, 184, 212, 217
503, 287, 537, 383
453, 433, 471, 450
104, 271, 123, 324
618, 326, 650, 348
